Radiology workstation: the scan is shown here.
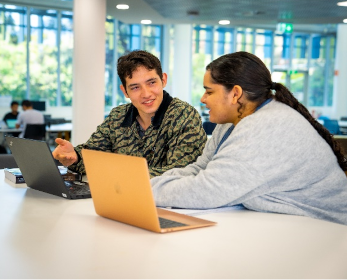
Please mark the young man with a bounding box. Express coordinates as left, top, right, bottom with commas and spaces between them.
2, 101, 20, 137
16, 100, 45, 138
3, 101, 19, 122
53, 50, 207, 177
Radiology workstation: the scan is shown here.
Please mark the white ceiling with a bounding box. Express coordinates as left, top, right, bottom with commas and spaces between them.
2, 0, 345, 33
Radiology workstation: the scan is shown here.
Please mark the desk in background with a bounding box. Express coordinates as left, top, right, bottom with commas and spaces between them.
339, 120, 347, 134
339, 120, 347, 128
46, 123, 72, 141
0, 123, 72, 144
0, 170, 346, 279
0, 127, 22, 146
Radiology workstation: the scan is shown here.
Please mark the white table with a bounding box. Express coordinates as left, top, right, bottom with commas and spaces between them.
339, 120, 347, 128
46, 123, 72, 141
0, 127, 22, 146
0, 127, 22, 138
0, 170, 347, 279
0, 123, 72, 143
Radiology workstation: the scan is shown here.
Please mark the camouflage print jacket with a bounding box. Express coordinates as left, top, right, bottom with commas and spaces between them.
69, 91, 207, 178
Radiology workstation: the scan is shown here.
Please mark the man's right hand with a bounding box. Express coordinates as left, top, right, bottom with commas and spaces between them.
52, 138, 78, 166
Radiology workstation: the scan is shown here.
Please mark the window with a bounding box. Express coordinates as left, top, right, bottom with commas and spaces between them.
0, 4, 73, 107
292, 34, 309, 70
327, 37, 335, 106
105, 20, 163, 112
214, 27, 234, 58
60, 11, 73, 106
192, 25, 213, 106
142, 25, 162, 59
105, 17, 115, 108
255, 29, 272, 69
29, 8, 58, 106
0, 4, 336, 113
1, 6, 164, 111
273, 33, 291, 70
192, 24, 336, 109
0, 5, 27, 101
308, 35, 336, 106
236, 28, 254, 53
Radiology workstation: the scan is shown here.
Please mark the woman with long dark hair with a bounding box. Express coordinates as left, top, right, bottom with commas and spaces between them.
151, 51, 347, 225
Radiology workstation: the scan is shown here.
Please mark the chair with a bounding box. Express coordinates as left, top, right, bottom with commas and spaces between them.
43, 114, 52, 124
23, 124, 46, 140
203, 121, 217, 135
0, 154, 18, 169
48, 118, 66, 125
318, 115, 330, 121
323, 119, 341, 135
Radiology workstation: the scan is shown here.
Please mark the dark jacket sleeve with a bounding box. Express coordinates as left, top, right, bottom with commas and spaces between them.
149, 104, 207, 178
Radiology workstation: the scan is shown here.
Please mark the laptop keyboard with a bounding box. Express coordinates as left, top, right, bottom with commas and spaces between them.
159, 217, 187, 228
64, 181, 91, 196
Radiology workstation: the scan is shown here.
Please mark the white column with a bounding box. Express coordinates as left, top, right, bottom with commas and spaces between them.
72, 0, 106, 145
172, 24, 192, 104
333, 24, 347, 119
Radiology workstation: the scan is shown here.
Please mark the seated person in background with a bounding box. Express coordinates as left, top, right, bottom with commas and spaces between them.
151, 51, 347, 225
3, 101, 19, 123
53, 50, 207, 178
3, 101, 20, 137
16, 100, 45, 138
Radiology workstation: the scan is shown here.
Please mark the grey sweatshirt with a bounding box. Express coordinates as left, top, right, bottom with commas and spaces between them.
151, 100, 347, 225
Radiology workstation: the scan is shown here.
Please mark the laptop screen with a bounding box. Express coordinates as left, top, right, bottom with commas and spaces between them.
6, 119, 17, 129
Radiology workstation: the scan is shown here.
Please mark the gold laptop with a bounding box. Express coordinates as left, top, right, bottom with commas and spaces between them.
82, 149, 216, 233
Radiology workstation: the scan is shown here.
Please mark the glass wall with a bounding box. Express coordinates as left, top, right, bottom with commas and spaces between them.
214, 27, 234, 59
192, 25, 213, 106
29, 8, 58, 106
0, 5, 27, 101
0, 4, 164, 112
273, 33, 291, 70
142, 25, 162, 58
104, 20, 163, 112
0, 4, 73, 107
60, 11, 73, 106
192, 24, 336, 108
105, 16, 115, 109
236, 28, 254, 53
255, 29, 272, 69
308, 35, 335, 106
0, 2, 337, 115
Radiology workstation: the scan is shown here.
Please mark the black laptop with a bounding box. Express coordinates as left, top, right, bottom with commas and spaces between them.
5, 136, 91, 199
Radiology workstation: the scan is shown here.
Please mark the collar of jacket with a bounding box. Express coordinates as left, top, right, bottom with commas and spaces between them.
120, 90, 173, 128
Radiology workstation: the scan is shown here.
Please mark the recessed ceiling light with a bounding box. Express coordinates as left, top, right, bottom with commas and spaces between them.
116, 4, 129, 10
337, 1, 347, 6
141, 19, 152, 24
219, 20, 230, 25
343, 19, 347, 23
